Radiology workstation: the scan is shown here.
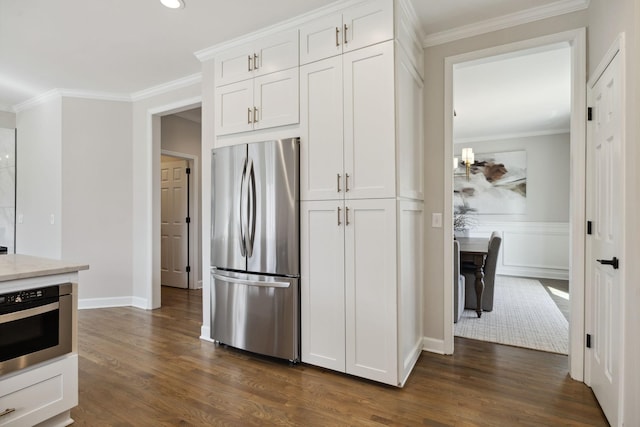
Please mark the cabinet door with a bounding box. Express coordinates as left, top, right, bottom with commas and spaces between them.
215, 42, 254, 87
345, 199, 397, 385
342, 0, 393, 54
215, 79, 254, 136
301, 201, 346, 371
299, 12, 343, 65
343, 41, 396, 199
254, 29, 299, 76
300, 57, 344, 201
254, 68, 299, 131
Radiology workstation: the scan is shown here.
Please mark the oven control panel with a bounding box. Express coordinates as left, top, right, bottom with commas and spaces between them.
0, 286, 59, 306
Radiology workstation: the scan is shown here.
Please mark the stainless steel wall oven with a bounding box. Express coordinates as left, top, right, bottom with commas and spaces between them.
0, 283, 72, 376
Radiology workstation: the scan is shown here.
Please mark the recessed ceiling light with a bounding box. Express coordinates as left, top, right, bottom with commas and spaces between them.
161, 0, 184, 9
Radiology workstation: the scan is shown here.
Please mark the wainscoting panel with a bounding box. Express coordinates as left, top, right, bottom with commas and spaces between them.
460, 222, 569, 280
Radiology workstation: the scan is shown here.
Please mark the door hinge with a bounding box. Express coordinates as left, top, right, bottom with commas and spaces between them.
186, 167, 191, 174
587, 220, 592, 235
186, 217, 191, 223
587, 107, 593, 121
186, 265, 191, 273
586, 334, 592, 348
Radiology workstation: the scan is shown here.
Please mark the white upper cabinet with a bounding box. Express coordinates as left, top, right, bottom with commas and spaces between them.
300, 56, 344, 200
215, 29, 299, 87
215, 68, 299, 136
343, 40, 396, 200
301, 40, 396, 201
299, 0, 393, 65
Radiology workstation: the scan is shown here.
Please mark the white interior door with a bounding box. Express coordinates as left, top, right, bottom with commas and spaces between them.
161, 159, 189, 289
586, 49, 623, 426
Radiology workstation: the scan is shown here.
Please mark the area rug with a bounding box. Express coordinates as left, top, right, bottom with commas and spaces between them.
455, 276, 569, 354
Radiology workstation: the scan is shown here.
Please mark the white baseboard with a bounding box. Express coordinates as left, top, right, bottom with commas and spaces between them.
499, 266, 569, 280
200, 326, 214, 342
78, 296, 150, 310
422, 337, 446, 355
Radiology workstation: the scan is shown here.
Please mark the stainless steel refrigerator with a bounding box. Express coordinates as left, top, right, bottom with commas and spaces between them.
210, 138, 300, 362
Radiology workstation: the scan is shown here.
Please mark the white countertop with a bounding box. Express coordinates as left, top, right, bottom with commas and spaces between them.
0, 254, 89, 282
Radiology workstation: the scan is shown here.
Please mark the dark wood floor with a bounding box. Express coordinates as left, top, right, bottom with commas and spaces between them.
70, 286, 608, 426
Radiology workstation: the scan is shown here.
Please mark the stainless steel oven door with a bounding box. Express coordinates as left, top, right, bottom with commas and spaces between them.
0, 285, 72, 376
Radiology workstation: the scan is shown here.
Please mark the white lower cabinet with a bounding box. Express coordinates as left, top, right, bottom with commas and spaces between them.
301, 199, 421, 386
0, 354, 78, 427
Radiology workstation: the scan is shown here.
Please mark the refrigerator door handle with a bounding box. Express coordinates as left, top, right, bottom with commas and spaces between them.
246, 158, 256, 257
212, 273, 291, 288
239, 158, 248, 257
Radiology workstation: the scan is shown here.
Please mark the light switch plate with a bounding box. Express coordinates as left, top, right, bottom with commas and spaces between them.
432, 213, 443, 228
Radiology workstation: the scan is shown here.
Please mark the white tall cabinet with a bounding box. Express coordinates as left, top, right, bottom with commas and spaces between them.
300, 0, 424, 387
202, 0, 424, 387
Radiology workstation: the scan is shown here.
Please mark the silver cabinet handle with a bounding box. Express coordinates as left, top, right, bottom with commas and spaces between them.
337, 207, 342, 225
253, 107, 259, 123
0, 408, 16, 418
337, 173, 341, 193
344, 24, 349, 44
345, 173, 350, 192
335, 27, 340, 47
346, 207, 350, 225
247, 107, 252, 124
253, 53, 259, 70
248, 55, 253, 72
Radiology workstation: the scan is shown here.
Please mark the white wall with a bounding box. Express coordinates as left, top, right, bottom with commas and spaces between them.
15, 97, 62, 259
0, 128, 16, 252
0, 111, 15, 128
455, 133, 570, 222
161, 114, 202, 283
422, 10, 588, 343
61, 97, 133, 304
587, 1, 639, 425
131, 83, 202, 309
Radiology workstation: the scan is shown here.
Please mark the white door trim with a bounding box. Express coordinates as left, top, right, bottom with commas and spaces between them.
442, 28, 587, 381
161, 149, 200, 290
145, 96, 202, 309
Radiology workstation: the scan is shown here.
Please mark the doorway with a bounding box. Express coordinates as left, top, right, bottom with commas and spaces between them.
443, 29, 587, 380
452, 43, 571, 355
157, 107, 203, 297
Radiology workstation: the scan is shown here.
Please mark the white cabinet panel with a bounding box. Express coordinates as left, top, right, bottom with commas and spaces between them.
0, 355, 77, 427
300, 13, 343, 65
300, 201, 346, 371
300, 57, 344, 200
396, 47, 424, 200
214, 79, 254, 135
215, 29, 299, 87
299, 0, 393, 65
344, 41, 396, 199
215, 69, 299, 136
345, 199, 397, 385
342, 0, 394, 54
254, 68, 299, 131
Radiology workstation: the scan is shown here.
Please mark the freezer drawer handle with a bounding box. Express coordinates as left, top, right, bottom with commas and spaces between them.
212, 273, 291, 288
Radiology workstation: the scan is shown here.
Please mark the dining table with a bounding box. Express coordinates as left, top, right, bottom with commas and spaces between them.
456, 236, 489, 318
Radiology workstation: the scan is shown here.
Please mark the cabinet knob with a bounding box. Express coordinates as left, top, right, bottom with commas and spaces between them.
337, 173, 341, 193
335, 27, 340, 47
247, 107, 252, 124
344, 24, 349, 44
337, 206, 342, 226
253, 107, 259, 123
345, 173, 350, 192
248, 55, 253, 72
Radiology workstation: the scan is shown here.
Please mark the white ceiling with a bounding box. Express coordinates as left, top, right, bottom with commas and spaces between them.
0, 0, 573, 114
454, 43, 572, 143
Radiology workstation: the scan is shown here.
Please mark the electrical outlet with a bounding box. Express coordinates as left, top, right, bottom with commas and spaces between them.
432, 213, 443, 228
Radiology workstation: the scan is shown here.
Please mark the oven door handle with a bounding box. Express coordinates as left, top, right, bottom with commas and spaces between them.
0, 301, 59, 324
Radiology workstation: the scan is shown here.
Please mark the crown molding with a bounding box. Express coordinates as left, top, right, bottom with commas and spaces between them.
130, 73, 202, 102
423, 0, 590, 48
13, 89, 62, 113
58, 89, 130, 102
0, 104, 14, 113
194, 0, 365, 61
453, 128, 571, 145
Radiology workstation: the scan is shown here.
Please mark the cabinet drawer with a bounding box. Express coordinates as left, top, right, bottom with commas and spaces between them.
0, 355, 77, 427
